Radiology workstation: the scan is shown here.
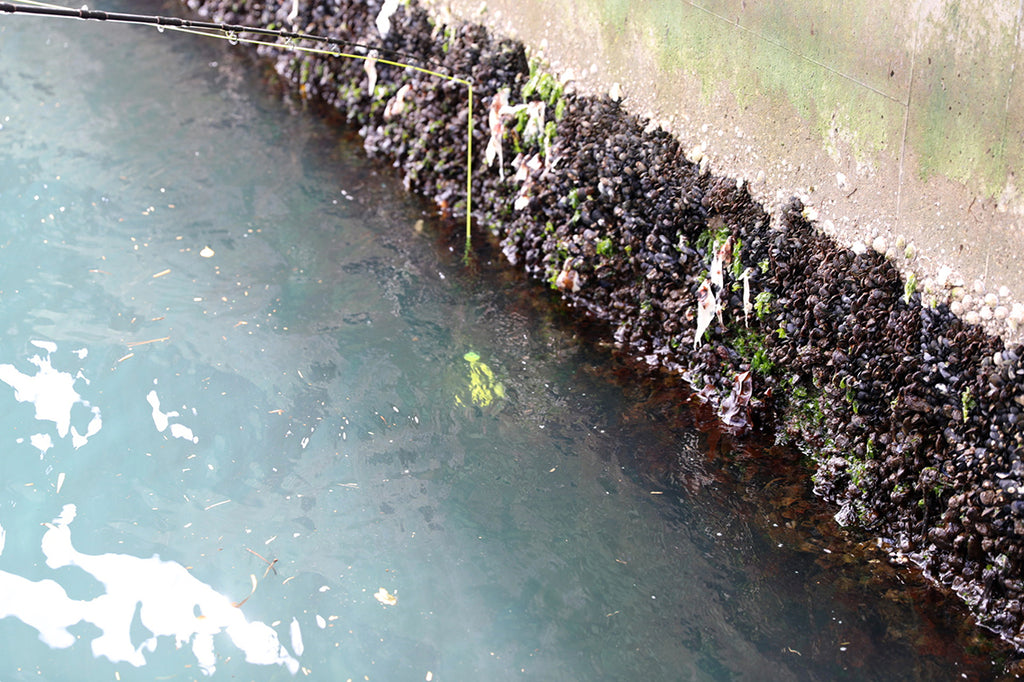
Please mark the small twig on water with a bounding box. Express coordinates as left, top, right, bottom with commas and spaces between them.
232, 573, 258, 608
126, 336, 170, 347
247, 547, 279, 577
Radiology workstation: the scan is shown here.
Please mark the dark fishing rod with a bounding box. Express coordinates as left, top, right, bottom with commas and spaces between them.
0, 1, 447, 75
0, 1, 478, 261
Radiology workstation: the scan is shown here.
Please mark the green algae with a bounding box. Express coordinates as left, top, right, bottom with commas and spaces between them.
572, 0, 1021, 199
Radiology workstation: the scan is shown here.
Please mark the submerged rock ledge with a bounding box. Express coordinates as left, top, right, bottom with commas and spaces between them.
186, 0, 1024, 654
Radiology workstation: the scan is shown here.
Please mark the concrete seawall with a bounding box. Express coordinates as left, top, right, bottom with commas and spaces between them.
426, 0, 1024, 342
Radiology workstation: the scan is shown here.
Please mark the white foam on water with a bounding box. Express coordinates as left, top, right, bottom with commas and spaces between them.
30, 340, 58, 354
0, 568, 83, 649
289, 616, 304, 656
146, 389, 172, 432
169, 422, 198, 444
0, 505, 299, 676
0, 355, 79, 438
30, 433, 54, 457
0, 343, 102, 452
147, 390, 199, 443
70, 405, 102, 449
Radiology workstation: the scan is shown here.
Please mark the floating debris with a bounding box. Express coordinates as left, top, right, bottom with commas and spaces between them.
373, 587, 397, 606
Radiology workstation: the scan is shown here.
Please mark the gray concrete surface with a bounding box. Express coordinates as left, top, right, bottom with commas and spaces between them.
425, 0, 1024, 341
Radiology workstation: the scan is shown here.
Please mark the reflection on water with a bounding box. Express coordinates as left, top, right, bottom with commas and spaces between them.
0, 1, 1009, 679
0, 341, 101, 455
1, 503, 298, 675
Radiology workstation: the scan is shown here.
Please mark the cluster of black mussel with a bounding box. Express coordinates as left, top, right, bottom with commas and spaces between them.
190, 0, 1024, 653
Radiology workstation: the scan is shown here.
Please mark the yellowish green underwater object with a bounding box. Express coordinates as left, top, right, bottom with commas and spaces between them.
455, 351, 505, 408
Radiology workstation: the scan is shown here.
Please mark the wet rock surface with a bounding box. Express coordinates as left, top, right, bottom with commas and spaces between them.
186, 0, 1024, 661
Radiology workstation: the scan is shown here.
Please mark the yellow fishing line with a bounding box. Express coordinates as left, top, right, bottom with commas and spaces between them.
169, 26, 475, 260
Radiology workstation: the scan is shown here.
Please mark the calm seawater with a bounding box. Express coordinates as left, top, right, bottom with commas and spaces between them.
0, 2, 1004, 680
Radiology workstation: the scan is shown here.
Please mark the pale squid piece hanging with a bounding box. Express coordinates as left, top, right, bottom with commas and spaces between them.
694, 278, 717, 349
384, 83, 413, 119
740, 267, 754, 327
709, 235, 732, 294
485, 89, 526, 179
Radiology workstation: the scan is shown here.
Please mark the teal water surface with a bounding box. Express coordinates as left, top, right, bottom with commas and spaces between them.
0, 2, 1005, 680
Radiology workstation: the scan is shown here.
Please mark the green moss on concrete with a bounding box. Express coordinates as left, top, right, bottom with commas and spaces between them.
909, 1, 1019, 196
573, 0, 1021, 198
582, 0, 905, 163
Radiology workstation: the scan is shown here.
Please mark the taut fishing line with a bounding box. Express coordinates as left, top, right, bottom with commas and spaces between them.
0, 0, 476, 260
